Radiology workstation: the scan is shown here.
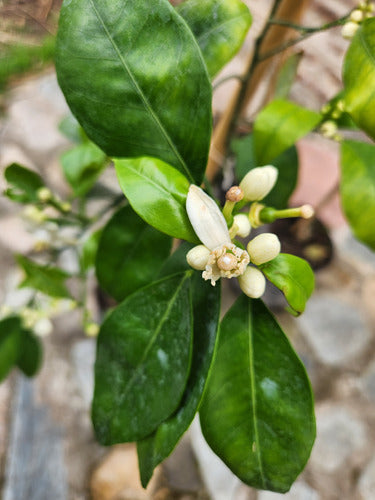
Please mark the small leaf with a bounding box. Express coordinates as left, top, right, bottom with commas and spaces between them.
253, 99, 321, 165
4, 163, 44, 203
200, 296, 315, 493
137, 271, 220, 487
274, 52, 303, 100
61, 142, 108, 196
260, 254, 314, 315
92, 272, 193, 444
81, 229, 103, 272
96, 205, 172, 301
17, 329, 43, 377
343, 19, 375, 140
231, 133, 299, 208
16, 255, 71, 298
177, 0, 252, 78
0, 316, 22, 382
115, 157, 198, 243
340, 140, 375, 250
56, 0, 212, 184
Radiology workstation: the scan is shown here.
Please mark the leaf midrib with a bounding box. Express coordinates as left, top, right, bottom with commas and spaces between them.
87, 0, 193, 182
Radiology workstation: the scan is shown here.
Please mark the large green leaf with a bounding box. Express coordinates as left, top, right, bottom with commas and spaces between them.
56, 0, 212, 184
340, 140, 375, 250
115, 157, 198, 243
343, 19, 375, 140
177, 0, 252, 78
4, 163, 44, 203
96, 205, 172, 301
17, 329, 43, 377
137, 271, 220, 487
200, 297, 315, 493
260, 254, 314, 316
61, 142, 108, 196
92, 272, 193, 444
16, 255, 71, 298
0, 316, 22, 381
231, 133, 299, 208
253, 99, 321, 165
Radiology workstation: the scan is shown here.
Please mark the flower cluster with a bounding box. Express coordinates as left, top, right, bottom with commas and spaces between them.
342, 2, 374, 39
185, 166, 313, 299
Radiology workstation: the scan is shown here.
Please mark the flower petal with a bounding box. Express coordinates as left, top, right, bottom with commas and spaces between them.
186, 185, 231, 250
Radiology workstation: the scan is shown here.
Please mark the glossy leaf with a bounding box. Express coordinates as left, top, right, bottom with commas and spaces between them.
4, 163, 44, 203
231, 133, 298, 208
177, 0, 252, 78
253, 99, 321, 165
17, 329, 43, 377
96, 205, 172, 301
16, 255, 71, 298
200, 296, 315, 493
274, 52, 303, 100
115, 157, 198, 243
260, 254, 314, 315
61, 142, 108, 196
0, 316, 22, 382
340, 140, 375, 250
56, 0, 212, 184
92, 272, 193, 444
343, 19, 375, 140
137, 271, 220, 487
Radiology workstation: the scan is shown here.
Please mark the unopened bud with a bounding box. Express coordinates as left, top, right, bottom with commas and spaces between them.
34, 317, 53, 337
233, 214, 251, 238
247, 233, 281, 266
60, 201, 72, 212
300, 204, 314, 219
85, 322, 100, 337
226, 186, 244, 203
37, 187, 52, 203
240, 166, 278, 201
350, 9, 364, 22
186, 245, 210, 270
23, 205, 46, 224
238, 266, 266, 298
341, 21, 360, 39
320, 120, 338, 139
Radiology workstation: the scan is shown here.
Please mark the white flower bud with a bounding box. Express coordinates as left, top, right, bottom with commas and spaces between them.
186, 185, 231, 251
34, 317, 53, 337
238, 267, 266, 298
320, 120, 338, 139
350, 9, 364, 22
341, 21, 359, 40
23, 205, 46, 224
239, 166, 278, 201
247, 233, 281, 265
233, 214, 251, 238
37, 187, 52, 203
186, 245, 210, 270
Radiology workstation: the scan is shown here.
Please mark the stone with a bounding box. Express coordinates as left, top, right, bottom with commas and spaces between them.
359, 359, 375, 403
310, 404, 366, 474
257, 482, 320, 500
90, 444, 160, 500
3, 376, 68, 500
358, 455, 375, 500
297, 295, 371, 366
189, 417, 243, 500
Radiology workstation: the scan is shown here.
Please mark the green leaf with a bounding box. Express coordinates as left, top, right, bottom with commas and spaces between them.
4, 163, 44, 203
115, 157, 198, 243
92, 272, 193, 444
59, 114, 84, 143
96, 205, 172, 302
200, 297, 315, 493
17, 329, 43, 377
177, 0, 252, 78
231, 133, 298, 208
253, 99, 321, 165
137, 272, 220, 486
61, 142, 108, 196
274, 52, 303, 100
16, 255, 71, 298
343, 19, 375, 140
56, 0, 212, 184
340, 140, 375, 250
260, 254, 314, 315
0, 316, 22, 381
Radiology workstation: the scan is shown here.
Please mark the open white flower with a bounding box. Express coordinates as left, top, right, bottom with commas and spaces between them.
186, 185, 266, 297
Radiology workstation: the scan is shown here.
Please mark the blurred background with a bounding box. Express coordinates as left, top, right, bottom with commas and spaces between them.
1, 1, 375, 499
